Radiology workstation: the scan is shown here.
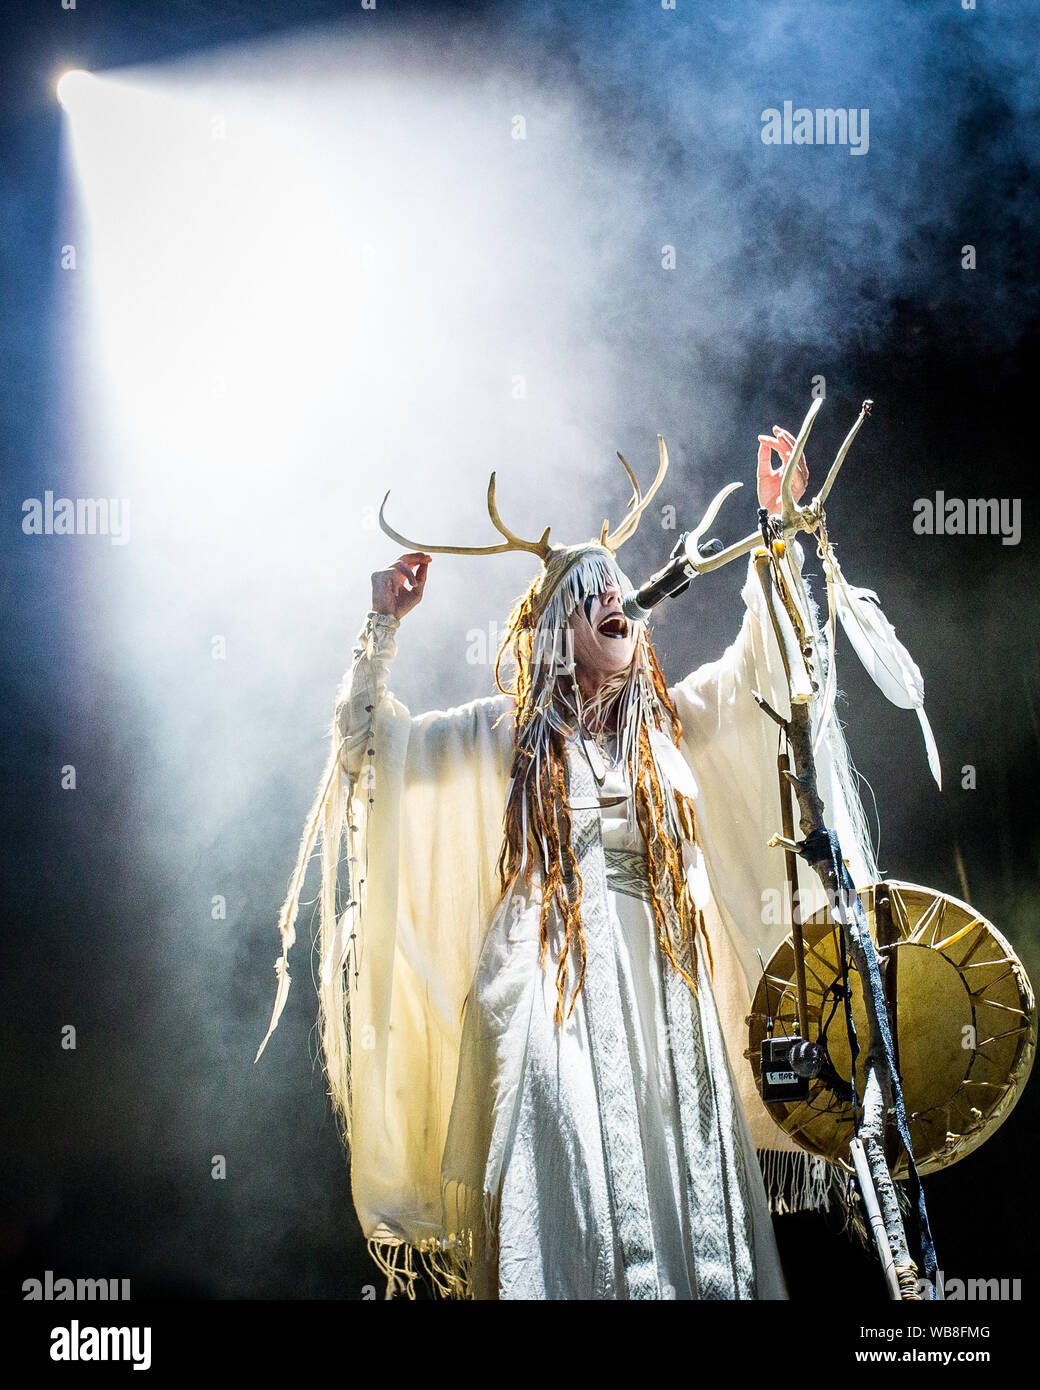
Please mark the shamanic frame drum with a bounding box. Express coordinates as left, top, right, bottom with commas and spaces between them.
747, 880, 1036, 1177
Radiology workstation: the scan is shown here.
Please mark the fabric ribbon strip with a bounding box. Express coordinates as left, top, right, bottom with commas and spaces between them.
566, 743, 661, 1298
661, 914, 757, 1297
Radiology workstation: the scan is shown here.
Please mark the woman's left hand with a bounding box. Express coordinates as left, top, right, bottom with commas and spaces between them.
756, 425, 808, 516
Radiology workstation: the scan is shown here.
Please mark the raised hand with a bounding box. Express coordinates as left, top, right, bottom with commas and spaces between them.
756, 425, 808, 517
371, 552, 432, 620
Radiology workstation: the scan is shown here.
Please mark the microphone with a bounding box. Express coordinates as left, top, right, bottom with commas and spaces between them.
621, 533, 724, 621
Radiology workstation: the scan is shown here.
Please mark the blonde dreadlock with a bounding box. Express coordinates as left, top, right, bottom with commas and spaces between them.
492, 545, 710, 1023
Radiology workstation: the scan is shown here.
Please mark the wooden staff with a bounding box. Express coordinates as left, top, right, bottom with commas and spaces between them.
753, 544, 924, 1300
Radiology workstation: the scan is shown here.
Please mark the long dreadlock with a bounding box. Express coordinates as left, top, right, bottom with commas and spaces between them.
492, 545, 710, 1024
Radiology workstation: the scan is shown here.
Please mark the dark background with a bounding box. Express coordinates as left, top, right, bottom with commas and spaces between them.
1, 0, 1036, 1320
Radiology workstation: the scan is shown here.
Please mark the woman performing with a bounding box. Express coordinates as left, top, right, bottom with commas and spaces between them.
257, 424, 879, 1300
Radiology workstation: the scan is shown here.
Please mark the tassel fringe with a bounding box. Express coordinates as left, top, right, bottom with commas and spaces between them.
757, 1148, 833, 1216
365, 1236, 475, 1302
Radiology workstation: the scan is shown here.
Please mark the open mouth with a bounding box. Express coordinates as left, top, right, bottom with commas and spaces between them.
597, 613, 629, 639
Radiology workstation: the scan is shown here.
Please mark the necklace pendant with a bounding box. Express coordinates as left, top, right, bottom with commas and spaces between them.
582, 736, 608, 784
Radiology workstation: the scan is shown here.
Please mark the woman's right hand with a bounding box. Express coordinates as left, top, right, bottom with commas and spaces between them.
371, 552, 432, 620
756, 425, 808, 517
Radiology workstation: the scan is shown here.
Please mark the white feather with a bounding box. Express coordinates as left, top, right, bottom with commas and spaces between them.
254, 956, 291, 1063
683, 840, 712, 910
648, 727, 700, 801
828, 561, 923, 710
824, 549, 941, 788
917, 705, 942, 790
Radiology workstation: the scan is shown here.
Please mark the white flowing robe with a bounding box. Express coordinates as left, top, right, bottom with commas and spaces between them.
333, 546, 874, 1299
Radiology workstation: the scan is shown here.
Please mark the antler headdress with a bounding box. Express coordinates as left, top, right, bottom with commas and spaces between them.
377, 435, 671, 564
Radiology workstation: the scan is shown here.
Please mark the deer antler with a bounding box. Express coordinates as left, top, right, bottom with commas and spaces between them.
379, 473, 554, 560
600, 435, 670, 550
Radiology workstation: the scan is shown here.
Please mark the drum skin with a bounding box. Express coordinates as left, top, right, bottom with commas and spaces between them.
747, 881, 1036, 1177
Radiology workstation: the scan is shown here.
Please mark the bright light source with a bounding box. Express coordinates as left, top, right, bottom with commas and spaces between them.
60, 43, 604, 705
56, 69, 96, 112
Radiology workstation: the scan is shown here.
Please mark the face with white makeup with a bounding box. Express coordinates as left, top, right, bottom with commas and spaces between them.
568, 579, 640, 701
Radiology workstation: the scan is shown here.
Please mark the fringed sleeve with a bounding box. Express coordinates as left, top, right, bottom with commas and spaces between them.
259, 604, 516, 1293
668, 540, 877, 1214
255, 610, 401, 1069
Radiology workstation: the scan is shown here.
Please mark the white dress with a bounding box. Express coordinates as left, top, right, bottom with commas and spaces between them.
440, 735, 789, 1301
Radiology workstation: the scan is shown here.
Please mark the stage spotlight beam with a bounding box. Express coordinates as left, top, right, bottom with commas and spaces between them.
56, 69, 97, 112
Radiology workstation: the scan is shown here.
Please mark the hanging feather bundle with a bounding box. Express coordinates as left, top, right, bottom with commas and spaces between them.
819, 539, 941, 788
